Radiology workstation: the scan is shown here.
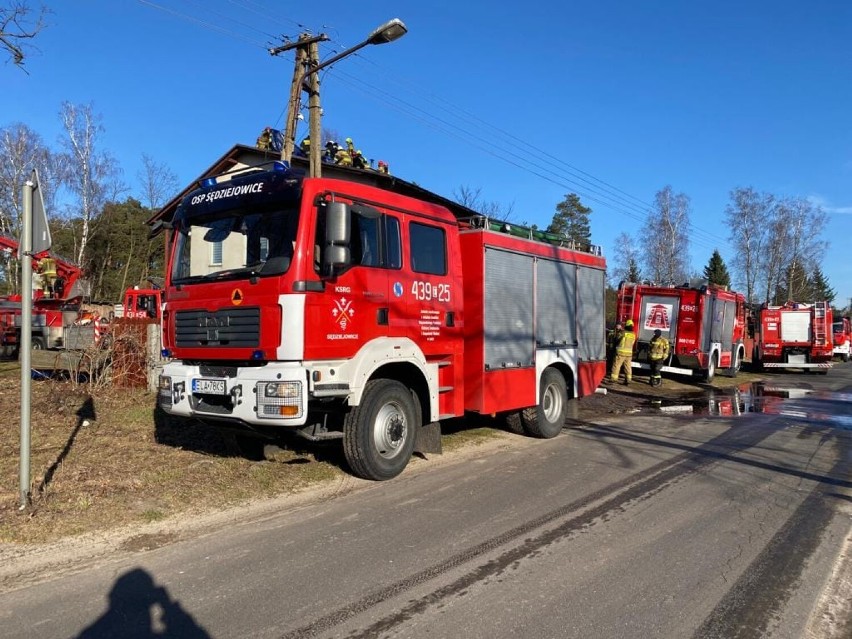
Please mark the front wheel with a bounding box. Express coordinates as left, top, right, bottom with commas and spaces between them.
519, 368, 568, 439
343, 379, 418, 481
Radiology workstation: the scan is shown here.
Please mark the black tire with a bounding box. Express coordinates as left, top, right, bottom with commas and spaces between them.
728, 348, 743, 377
31, 336, 46, 350
519, 368, 568, 439
843, 353, 850, 363
343, 379, 418, 481
704, 353, 717, 383
504, 412, 526, 435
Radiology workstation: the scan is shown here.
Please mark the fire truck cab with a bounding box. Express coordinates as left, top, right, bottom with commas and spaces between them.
832, 316, 851, 362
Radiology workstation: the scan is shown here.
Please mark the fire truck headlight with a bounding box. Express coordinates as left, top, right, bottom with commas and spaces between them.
158, 375, 173, 407
264, 382, 300, 398
257, 382, 302, 419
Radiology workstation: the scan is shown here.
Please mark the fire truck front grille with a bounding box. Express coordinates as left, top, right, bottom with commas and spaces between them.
175, 307, 261, 348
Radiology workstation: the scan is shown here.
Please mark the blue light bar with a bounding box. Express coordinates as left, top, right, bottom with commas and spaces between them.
272, 161, 290, 173
201, 177, 217, 188
161, 348, 171, 358
251, 350, 264, 360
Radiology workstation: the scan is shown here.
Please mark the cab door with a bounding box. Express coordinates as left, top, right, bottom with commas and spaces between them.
304, 206, 395, 361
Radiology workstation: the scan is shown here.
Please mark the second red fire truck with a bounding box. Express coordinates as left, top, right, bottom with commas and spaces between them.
156, 160, 607, 480
616, 282, 747, 382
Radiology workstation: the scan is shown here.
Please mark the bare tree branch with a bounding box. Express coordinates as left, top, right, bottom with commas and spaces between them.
0, 2, 48, 70
137, 153, 179, 210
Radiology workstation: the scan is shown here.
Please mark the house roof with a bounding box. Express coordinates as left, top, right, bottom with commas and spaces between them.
148, 143, 478, 228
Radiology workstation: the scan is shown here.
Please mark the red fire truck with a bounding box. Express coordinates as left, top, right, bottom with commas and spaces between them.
1, 235, 161, 355
616, 282, 747, 382
750, 302, 833, 372
832, 316, 851, 362
156, 161, 607, 480
0, 235, 92, 354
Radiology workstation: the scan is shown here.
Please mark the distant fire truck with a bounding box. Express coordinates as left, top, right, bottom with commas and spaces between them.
0, 235, 162, 356
616, 282, 747, 382
750, 302, 833, 372
832, 316, 851, 362
155, 160, 607, 480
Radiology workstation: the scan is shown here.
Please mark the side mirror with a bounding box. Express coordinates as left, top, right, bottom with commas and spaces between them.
323, 202, 352, 274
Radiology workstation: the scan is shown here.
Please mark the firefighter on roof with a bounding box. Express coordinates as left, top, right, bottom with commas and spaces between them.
256, 127, 272, 151
299, 137, 310, 156
324, 140, 340, 163
609, 319, 636, 384
352, 149, 368, 169
648, 329, 670, 387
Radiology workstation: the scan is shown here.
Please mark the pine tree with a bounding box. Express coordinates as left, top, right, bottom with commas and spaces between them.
547, 193, 591, 247
626, 257, 641, 283
809, 265, 835, 303
702, 250, 731, 287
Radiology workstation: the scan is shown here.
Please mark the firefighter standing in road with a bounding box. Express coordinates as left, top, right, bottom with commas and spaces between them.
606, 322, 624, 372
648, 329, 670, 387
609, 319, 636, 384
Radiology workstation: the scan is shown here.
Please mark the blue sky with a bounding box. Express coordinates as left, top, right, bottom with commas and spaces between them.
4, 1, 852, 306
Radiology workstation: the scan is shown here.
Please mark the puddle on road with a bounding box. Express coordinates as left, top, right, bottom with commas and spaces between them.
644, 383, 852, 430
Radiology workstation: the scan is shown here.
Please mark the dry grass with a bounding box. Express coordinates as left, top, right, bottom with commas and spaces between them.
0, 364, 509, 545
0, 370, 347, 544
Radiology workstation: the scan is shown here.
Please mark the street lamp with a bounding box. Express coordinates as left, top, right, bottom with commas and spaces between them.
307, 18, 408, 79
277, 18, 408, 176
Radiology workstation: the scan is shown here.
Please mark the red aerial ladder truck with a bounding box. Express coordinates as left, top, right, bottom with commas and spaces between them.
0, 235, 92, 353
156, 160, 607, 480
616, 282, 747, 382
0, 235, 162, 355
750, 302, 833, 372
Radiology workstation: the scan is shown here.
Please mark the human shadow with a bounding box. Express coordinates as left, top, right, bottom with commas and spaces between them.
76, 568, 209, 638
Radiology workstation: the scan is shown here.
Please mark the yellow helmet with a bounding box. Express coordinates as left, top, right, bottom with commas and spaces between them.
625, 319, 634, 328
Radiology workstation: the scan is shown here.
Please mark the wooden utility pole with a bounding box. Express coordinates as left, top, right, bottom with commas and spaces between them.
281, 41, 307, 163
307, 40, 323, 177
269, 34, 329, 167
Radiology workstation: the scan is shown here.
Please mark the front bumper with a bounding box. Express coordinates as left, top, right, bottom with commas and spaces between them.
158, 361, 310, 426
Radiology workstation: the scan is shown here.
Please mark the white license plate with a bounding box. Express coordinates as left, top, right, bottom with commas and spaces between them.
192, 378, 227, 395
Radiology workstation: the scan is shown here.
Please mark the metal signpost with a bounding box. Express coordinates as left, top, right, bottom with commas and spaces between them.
19, 169, 51, 508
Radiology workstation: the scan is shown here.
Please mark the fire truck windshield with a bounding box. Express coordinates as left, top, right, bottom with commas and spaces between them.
172, 207, 299, 284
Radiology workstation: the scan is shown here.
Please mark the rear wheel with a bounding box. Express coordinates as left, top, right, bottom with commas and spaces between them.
727, 348, 743, 377
704, 353, 717, 383
519, 368, 568, 439
31, 336, 46, 350
343, 379, 418, 480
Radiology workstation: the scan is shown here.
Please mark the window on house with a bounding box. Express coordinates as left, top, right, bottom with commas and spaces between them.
211, 240, 223, 266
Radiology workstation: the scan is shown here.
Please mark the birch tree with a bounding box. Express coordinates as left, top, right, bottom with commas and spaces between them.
57, 102, 124, 268
0, 122, 58, 294
609, 231, 642, 285
642, 185, 691, 285
138, 153, 179, 210
725, 187, 772, 303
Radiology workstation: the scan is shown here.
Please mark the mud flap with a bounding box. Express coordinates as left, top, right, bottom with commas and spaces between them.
414, 421, 442, 455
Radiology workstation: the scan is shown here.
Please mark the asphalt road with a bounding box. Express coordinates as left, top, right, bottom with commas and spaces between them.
1, 365, 851, 639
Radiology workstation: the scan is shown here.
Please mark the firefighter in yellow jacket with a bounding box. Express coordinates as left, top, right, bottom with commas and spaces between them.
648, 329, 670, 387
609, 319, 636, 384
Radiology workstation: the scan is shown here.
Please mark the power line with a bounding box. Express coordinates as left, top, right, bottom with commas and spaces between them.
137, 0, 269, 49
